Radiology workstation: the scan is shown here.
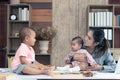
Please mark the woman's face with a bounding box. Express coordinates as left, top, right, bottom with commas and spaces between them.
84, 30, 96, 47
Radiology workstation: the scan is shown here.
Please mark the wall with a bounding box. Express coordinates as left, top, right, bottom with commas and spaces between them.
52, 0, 108, 66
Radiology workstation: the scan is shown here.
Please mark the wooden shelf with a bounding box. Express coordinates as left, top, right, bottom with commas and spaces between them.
113, 26, 120, 28
89, 26, 113, 29
88, 5, 120, 60
9, 36, 19, 39
9, 3, 29, 7
7, 53, 15, 56
88, 5, 120, 49
7, 4, 32, 68
7, 4, 31, 54
9, 20, 29, 23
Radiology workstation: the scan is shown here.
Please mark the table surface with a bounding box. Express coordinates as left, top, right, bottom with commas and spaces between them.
0, 68, 120, 80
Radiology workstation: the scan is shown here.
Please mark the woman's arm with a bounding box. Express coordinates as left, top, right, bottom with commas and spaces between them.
102, 49, 116, 71
89, 49, 116, 71
87, 64, 103, 71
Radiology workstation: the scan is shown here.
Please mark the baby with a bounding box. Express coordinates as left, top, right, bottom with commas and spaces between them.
11, 27, 54, 75
57, 36, 98, 72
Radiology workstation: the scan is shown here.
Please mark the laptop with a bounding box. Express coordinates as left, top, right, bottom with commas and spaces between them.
115, 57, 120, 74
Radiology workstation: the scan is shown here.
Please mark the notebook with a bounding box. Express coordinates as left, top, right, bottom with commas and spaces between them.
115, 57, 120, 74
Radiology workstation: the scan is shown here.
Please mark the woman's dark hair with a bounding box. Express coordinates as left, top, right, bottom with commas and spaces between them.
72, 36, 84, 47
90, 29, 110, 57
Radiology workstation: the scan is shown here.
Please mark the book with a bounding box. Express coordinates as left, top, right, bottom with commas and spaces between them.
89, 12, 92, 26
104, 29, 108, 39
118, 15, 120, 26
94, 12, 98, 26
97, 12, 101, 26
18, 8, 22, 21
103, 12, 107, 26
109, 12, 113, 26
108, 29, 112, 40
100, 12, 104, 26
106, 12, 110, 26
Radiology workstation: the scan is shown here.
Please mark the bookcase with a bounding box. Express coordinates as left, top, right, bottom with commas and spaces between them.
88, 5, 120, 61
7, 4, 31, 68
7, 4, 31, 54
7, 4, 51, 68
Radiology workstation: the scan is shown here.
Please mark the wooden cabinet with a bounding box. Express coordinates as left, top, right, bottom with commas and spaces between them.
87, 5, 120, 61
7, 4, 31, 54
7, 4, 31, 67
35, 54, 51, 65
7, 4, 51, 67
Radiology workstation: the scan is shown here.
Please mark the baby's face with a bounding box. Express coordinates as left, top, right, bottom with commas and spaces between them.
71, 40, 82, 51
27, 30, 36, 46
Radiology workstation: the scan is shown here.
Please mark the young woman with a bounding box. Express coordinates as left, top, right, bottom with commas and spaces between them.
73, 29, 116, 71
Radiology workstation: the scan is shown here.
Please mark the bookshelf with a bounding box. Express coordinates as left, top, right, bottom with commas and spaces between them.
88, 5, 120, 61
7, 4, 31, 54
7, 4, 51, 67
7, 4, 31, 67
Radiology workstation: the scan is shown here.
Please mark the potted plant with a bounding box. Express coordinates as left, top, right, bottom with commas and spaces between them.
32, 26, 57, 54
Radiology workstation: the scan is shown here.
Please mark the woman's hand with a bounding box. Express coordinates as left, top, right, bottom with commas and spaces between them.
87, 64, 103, 71
79, 62, 88, 70
40, 69, 52, 75
73, 53, 87, 62
94, 64, 103, 70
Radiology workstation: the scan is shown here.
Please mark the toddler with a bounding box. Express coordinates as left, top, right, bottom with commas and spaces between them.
57, 36, 98, 72
11, 27, 54, 75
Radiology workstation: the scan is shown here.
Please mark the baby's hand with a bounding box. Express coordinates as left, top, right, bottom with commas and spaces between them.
41, 69, 52, 75
45, 65, 56, 71
50, 65, 55, 71
39, 65, 55, 71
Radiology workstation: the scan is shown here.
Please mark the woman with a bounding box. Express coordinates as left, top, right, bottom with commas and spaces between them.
73, 29, 116, 71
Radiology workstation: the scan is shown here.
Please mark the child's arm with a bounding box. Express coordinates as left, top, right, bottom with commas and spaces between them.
20, 56, 30, 64
84, 50, 97, 65
65, 52, 74, 64
20, 56, 38, 68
